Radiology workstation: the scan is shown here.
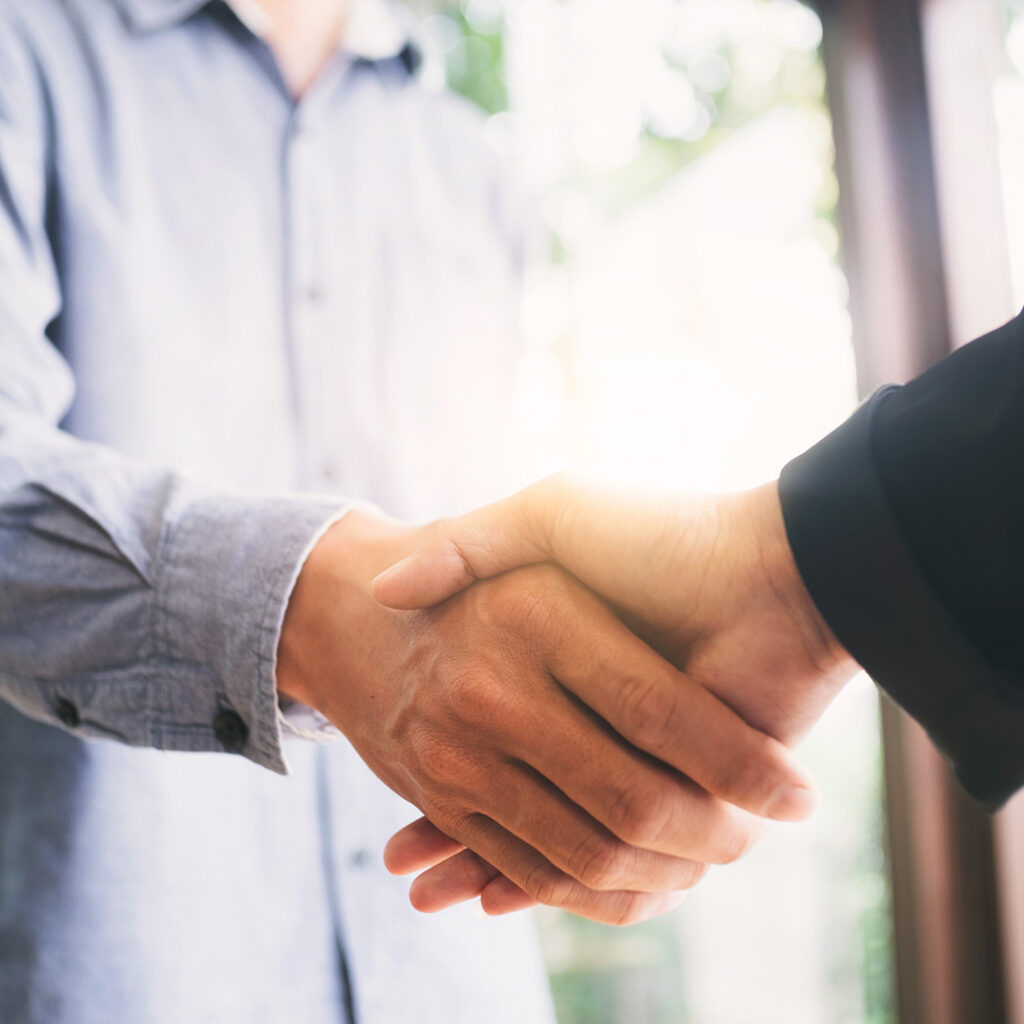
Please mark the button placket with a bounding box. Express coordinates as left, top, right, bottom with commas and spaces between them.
347, 848, 372, 870
284, 107, 316, 486
284, 95, 340, 490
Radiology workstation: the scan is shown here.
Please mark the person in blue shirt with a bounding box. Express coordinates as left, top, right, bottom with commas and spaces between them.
0, 1, 804, 1020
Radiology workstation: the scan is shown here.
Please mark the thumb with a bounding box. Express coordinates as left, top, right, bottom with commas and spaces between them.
371, 486, 555, 609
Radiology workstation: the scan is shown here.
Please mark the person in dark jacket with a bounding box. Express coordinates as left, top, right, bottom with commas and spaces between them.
372, 311, 1024, 915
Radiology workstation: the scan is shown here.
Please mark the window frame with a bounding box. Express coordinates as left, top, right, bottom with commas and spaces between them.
814, 0, 1023, 1020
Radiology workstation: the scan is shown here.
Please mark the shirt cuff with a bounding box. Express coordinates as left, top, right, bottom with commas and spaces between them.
779, 390, 1024, 810
155, 490, 351, 774
277, 696, 341, 742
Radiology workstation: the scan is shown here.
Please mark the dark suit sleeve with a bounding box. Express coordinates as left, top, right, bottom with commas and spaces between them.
778, 312, 1024, 810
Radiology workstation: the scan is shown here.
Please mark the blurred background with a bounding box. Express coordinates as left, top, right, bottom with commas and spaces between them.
403, 0, 1024, 1021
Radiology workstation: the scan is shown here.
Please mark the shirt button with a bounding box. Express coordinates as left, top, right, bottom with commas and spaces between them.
320, 462, 340, 484
55, 698, 81, 728
348, 848, 372, 870
213, 710, 249, 753
303, 285, 325, 305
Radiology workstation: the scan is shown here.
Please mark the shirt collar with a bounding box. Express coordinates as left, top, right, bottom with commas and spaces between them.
113, 0, 419, 70
113, 0, 208, 33
343, 0, 413, 63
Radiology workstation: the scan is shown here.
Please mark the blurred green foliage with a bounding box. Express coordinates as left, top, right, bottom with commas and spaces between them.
541, 911, 687, 1024
443, 10, 508, 114
422, 0, 831, 222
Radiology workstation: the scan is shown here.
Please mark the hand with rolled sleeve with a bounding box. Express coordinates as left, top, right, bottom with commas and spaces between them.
275, 504, 818, 925
371, 477, 861, 914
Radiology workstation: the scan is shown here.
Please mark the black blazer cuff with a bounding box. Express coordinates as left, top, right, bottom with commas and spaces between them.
779, 390, 1024, 810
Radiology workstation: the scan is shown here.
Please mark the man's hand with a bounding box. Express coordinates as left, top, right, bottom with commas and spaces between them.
277, 507, 817, 925
372, 476, 861, 916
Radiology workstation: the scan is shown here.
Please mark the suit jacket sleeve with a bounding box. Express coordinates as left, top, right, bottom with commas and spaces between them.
778, 312, 1024, 810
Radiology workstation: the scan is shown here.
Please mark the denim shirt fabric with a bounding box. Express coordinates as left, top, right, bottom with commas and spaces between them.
0, 1, 554, 1021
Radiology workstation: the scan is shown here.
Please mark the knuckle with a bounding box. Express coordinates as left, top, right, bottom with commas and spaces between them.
612, 893, 660, 928
424, 805, 472, 845
522, 863, 573, 908
677, 859, 711, 889
420, 515, 460, 551
537, 471, 571, 503
384, 690, 421, 750
534, 472, 582, 534
449, 668, 507, 728
567, 833, 631, 891
528, 560, 573, 595
710, 817, 758, 866
617, 676, 679, 752
470, 575, 532, 632
476, 563, 571, 637
605, 781, 672, 848
402, 724, 440, 771
711, 736, 785, 809
410, 732, 472, 790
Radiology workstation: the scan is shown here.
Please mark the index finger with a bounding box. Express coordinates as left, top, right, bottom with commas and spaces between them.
371, 486, 554, 609
546, 606, 817, 822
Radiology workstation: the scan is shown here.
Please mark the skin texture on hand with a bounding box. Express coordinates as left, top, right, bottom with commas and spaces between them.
372, 476, 861, 918
276, 506, 817, 925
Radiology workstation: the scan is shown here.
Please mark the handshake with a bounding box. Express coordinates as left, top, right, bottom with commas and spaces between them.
277, 474, 860, 926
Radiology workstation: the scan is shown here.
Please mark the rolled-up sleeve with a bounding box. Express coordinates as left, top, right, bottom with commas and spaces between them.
0, 11, 343, 773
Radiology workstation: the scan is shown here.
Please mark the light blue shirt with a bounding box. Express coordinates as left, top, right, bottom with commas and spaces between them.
0, 1, 554, 1021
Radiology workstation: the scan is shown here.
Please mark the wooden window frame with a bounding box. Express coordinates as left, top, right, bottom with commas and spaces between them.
815, 0, 1024, 1020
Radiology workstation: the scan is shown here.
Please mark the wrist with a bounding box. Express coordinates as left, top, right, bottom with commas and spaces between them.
276, 508, 419, 709
703, 481, 860, 745
750, 481, 858, 679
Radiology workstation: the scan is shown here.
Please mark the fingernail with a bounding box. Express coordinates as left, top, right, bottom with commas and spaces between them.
763, 783, 817, 821
371, 556, 411, 588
